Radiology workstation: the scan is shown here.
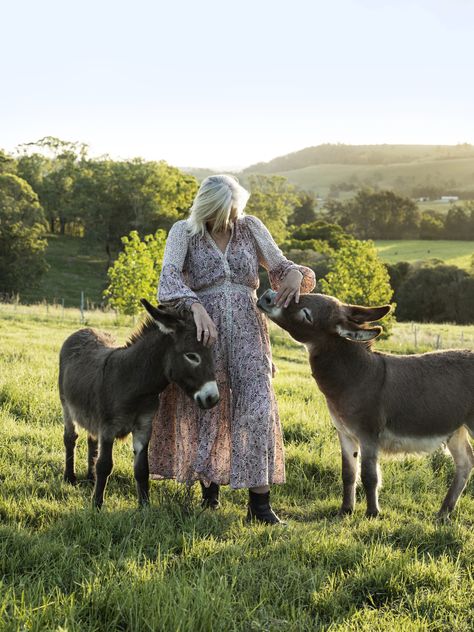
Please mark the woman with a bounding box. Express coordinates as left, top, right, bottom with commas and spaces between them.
149, 174, 315, 524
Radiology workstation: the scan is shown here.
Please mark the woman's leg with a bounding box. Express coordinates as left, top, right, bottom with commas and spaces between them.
247, 485, 285, 525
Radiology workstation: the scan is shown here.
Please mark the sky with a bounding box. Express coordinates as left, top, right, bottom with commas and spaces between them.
1, 0, 473, 169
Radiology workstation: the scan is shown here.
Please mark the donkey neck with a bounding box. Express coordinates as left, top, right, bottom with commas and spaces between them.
308, 336, 380, 399
109, 331, 171, 396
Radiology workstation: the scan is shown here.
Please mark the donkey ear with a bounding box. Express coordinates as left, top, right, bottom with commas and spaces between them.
337, 323, 383, 342
345, 304, 391, 324
140, 298, 178, 334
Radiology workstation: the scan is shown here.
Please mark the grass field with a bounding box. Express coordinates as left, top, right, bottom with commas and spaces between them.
20, 235, 109, 308
375, 240, 474, 270
1, 306, 474, 631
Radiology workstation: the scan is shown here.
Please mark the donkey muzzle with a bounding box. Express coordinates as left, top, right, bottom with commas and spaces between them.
194, 381, 220, 409
257, 289, 278, 314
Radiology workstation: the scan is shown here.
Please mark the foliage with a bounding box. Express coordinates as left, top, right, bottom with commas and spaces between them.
320, 239, 394, 332
443, 203, 474, 239
0, 173, 48, 294
103, 230, 166, 315
72, 158, 198, 256
390, 262, 474, 324
245, 174, 299, 242
288, 190, 317, 225
326, 189, 421, 239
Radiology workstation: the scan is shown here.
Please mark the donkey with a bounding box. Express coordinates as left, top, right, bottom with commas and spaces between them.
257, 289, 474, 518
59, 299, 219, 508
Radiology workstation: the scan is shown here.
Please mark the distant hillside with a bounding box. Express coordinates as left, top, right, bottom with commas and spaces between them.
243, 143, 474, 174
20, 235, 109, 307
240, 143, 474, 198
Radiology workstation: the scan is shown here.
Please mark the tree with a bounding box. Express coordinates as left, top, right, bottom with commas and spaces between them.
0, 174, 48, 294
444, 204, 474, 240
17, 137, 88, 235
72, 159, 198, 262
395, 263, 474, 324
288, 190, 317, 225
326, 189, 420, 239
245, 175, 299, 242
320, 239, 394, 332
103, 230, 166, 316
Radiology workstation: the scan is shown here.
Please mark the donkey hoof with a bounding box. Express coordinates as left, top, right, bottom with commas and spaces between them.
365, 509, 380, 519
64, 473, 77, 486
337, 507, 354, 517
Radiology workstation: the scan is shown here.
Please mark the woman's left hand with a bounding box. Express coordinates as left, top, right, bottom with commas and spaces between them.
274, 269, 304, 308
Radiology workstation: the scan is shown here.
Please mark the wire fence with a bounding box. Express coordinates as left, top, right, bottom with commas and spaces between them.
1, 300, 473, 351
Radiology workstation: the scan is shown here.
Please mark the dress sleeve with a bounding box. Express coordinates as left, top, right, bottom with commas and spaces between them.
246, 215, 316, 292
158, 221, 201, 310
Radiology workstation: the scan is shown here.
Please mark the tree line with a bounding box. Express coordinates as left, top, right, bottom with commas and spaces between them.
1, 138, 473, 324
325, 190, 474, 240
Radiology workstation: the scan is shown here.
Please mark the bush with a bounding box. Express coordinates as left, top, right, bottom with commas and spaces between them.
104, 230, 166, 316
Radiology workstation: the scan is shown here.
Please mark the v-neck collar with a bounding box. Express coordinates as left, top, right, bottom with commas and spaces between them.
205, 221, 235, 258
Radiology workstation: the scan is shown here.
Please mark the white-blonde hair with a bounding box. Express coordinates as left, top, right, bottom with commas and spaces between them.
187, 174, 250, 236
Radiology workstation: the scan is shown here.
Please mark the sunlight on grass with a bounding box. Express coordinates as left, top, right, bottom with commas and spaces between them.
1, 311, 473, 631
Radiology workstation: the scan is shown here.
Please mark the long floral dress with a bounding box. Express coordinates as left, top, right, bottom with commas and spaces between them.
149, 214, 315, 489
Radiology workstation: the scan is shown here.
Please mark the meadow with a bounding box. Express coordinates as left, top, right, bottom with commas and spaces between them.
374, 240, 474, 270
1, 305, 474, 631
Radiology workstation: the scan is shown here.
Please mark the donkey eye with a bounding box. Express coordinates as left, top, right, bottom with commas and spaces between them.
301, 308, 313, 323
184, 353, 201, 366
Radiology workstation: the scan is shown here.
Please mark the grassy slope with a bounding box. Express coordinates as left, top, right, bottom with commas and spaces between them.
251, 157, 474, 197
20, 234, 109, 308
1, 308, 474, 631
375, 240, 474, 269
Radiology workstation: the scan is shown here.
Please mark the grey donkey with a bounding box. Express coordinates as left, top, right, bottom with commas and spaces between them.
258, 290, 474, 518
59, 299, 219, 508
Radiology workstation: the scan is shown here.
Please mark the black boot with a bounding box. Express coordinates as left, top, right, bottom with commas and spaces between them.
200, 481, 220, 510
246, 490, 285, 525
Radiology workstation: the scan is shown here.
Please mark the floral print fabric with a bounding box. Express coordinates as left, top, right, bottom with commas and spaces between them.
149, 214, 316, 488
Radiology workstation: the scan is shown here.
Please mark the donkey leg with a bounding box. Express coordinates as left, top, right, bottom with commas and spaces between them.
360, 441, 381, 518
438, 427, 474, 517
87, 435, 99, 482
63, 407, 78, 485
93, 437, 114, 509
337, 431, 360, 515
133, 427, 152, 507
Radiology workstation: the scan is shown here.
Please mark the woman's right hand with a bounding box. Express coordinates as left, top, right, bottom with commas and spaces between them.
190, 303, 218, 347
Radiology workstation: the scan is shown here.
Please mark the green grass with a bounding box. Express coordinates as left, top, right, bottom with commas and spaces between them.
20, 234, 110, 308
1, 307, 474, 630
375, 240, 474, 270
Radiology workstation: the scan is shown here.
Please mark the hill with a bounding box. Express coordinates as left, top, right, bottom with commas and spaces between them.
240, 144, 474, 198
20, 234, 109, 307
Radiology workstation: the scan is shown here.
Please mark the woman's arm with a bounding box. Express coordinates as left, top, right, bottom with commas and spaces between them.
246, 215, 316, 304
158, 221, 202, 310
158, 221, 217, 346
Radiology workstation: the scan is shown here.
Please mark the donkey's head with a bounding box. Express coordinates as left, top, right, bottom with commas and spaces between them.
141, 299, 219, 409
257, 290, 391, 348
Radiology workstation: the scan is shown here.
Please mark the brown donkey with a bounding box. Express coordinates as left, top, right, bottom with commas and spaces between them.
59, 299, 219, 508
258, 290, 474, 518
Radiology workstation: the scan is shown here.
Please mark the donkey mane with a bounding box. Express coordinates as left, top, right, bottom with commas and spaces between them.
125, 316, 160, 348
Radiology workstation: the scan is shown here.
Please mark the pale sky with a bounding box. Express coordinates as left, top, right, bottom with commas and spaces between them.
1, 0, 473, 169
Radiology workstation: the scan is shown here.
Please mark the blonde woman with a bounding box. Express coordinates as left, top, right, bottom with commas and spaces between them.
149, 175, 315, 524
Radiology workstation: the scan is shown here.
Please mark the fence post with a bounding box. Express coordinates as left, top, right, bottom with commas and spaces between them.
80, 291, 85, 324
414, 326, 417, 349
435, 333, 441, 349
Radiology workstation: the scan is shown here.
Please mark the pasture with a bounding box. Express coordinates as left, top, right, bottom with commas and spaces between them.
1, 306, 474, 631
375, 240, 474, 270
